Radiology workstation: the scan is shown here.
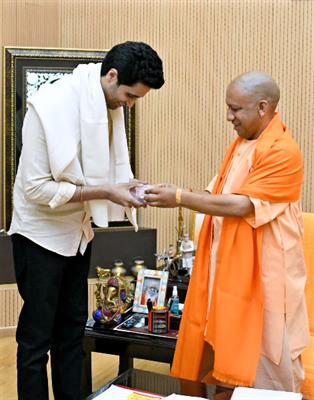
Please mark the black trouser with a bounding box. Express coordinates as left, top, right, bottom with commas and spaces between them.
11, 234, 92, 400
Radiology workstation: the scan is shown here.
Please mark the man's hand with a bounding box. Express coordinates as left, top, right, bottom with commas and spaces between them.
107, 182, 146, 208
144, 184, 178, 208
143, 184, 254, 217
70, 180, 148, 207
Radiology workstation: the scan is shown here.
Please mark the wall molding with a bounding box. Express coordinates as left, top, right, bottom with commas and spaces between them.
0, 279, 98, 336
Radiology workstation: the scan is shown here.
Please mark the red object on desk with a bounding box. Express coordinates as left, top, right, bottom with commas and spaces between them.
148, 306, 170, 334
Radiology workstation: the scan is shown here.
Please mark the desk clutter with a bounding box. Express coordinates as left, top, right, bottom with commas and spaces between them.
92, 258, 184, 336
92, 211, 192, 332
92, 384, 163, 399
113, 310, 180, 339
94, 384, 303, 400
93, 384, 207, 399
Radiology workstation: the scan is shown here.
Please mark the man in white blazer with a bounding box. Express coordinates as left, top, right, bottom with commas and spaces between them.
8, 41, 164, 400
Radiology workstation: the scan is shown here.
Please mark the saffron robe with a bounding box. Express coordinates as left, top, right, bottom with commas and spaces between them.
171, 113, 309, 386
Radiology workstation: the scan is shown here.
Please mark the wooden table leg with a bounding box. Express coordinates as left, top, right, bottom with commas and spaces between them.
118, 355, 134, 375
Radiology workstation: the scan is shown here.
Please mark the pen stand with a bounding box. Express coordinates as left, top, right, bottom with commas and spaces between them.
148, 306, 170, 334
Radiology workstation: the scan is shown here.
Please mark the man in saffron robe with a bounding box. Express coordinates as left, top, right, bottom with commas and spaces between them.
145, 71, 309, 391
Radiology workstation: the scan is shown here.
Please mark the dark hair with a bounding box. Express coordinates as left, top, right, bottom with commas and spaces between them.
101, 41, 164, 89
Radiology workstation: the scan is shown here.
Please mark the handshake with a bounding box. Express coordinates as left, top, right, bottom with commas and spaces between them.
129, 182, 179, 209
130, 184, 153, 204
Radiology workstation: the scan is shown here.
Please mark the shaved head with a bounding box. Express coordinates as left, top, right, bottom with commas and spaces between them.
229, 71, 280, 111
226, 71, 281, 139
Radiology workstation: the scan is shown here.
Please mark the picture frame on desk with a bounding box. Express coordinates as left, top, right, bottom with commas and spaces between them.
132, 269, 169, 313
2, 46, 135, 231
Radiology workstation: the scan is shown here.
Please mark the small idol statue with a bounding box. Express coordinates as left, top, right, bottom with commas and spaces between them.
93, 267, 134, 324
179, 233, 195, 275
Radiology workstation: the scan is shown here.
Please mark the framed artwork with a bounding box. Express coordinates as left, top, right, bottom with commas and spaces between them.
189, 211, 205, 248
2, 47, 135, 231
132, 269, 169, 313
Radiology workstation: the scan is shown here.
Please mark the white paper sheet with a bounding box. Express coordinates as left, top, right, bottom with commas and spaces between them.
231, 387, 302, 400
93, 384, 164, 399
165, 394, 207, 399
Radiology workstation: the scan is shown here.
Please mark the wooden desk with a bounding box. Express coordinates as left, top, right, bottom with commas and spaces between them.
82, 320, 177, 397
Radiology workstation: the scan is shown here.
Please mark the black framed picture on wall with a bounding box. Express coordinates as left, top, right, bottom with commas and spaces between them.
2, 47, 136, 231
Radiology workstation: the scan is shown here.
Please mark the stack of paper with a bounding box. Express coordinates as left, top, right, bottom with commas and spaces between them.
231, 387, 302, 400
164, 395, 207, 399
94, 384, 302, 400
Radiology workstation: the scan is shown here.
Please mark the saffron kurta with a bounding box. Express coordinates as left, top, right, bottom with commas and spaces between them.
171, 113, 309, 387
207, 138, 309, 390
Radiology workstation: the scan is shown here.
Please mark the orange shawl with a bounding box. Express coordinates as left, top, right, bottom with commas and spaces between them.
171, 113, 303, 386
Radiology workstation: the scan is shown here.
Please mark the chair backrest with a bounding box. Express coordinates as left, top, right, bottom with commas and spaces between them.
301, 212, 314, 399
189, 211, 205, 248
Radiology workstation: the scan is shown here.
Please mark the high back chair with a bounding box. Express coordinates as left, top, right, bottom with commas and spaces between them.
301, 212, 314, 400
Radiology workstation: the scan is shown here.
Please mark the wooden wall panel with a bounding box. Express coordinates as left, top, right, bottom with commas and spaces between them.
0, 0, 60, 236
1, 0, 313, 254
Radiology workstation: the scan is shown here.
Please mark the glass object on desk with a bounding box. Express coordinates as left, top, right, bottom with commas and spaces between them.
87, 369, 231, 399
169, 285, 180, 315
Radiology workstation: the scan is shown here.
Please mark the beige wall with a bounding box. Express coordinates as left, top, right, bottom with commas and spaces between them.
1, 0, 313, 253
